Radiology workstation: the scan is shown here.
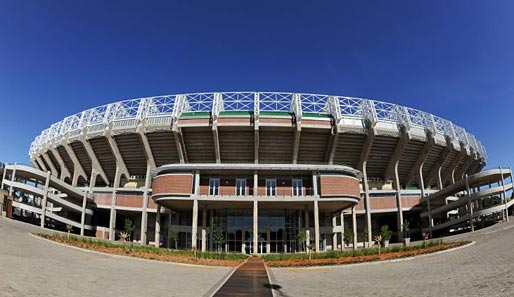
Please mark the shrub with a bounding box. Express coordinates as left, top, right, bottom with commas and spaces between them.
380, 225, 392, 241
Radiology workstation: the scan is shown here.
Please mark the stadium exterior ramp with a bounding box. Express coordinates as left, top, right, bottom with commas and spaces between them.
1, 164, 94, 234
421, 167, 513, 235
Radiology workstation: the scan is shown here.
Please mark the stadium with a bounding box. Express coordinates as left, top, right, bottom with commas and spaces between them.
1, 91, 512, 254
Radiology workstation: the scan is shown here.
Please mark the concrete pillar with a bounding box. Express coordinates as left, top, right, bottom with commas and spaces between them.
499, 167, 509, 222
465, 174, 474, 232
362, 163, 373, 244
140, 164, 152, 244
394, 162, 404, 241
109, 166, 121, 241
420, 168, 432, 238
192, 199, 198, 250
201, 207, 207, 252
332, 215, 338, 251
253, 200, 258, 255
352, 206, 357, 251
437, 166, 443, 190
80, 190, 88, 236
340, 211, 345, 250
40, 171, 51, 228
304, 206, 310, 251
9, 163, 17, 197
209, 209, 214, 251
314, 200, 320, 253
241, 228, 246, 254
154, 204, 161, 247
266, 227, 271, 254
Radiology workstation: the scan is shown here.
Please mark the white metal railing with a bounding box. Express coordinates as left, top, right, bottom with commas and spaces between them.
29, 92, 487, 160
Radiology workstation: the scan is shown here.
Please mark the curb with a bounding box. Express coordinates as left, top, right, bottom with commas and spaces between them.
29, 233, 235, 270
271, 241, 476, 270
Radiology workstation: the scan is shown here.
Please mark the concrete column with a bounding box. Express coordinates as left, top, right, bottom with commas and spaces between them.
465, 174, 474, 232
394, 162, 404, 241
332, 215, 338, 251
80, 190, 88, 235
253, 171, 258, 196
420, 168, 432, 238
499, 167, 509, 222
140, 164, 152, 244
314, 200, 320, 253
9, 163, 17, 196
109, 166, 121, 241
40, 171, 51, 228
352, 206, 357, 251
209, 209, 214, 251
0, 163, 7, 190
201, 207, 207, 252
340, 211, 345, 250
361, 163, 373, 244
437, 166, 443, 190
192, 199, 198, 250
266, 227, 271, 254
253, 200, 258, 255
154, 204, 161, 247
304, 206, 310, 251
241, 228, 246, 254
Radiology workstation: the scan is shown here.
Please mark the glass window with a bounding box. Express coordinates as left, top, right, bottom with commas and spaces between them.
266, 179, 276, 196
236, 179, 246, 196
292, 179, 303, 196
209, 178, 219, 196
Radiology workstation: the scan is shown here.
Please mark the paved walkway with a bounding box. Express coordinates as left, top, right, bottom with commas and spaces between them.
0, 218, 232, 297
214, 257, 272, 297
269, 217, 514, 297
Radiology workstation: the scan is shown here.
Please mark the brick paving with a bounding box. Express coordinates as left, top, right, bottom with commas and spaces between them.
269, 217, 514, 297
214, 257, 272, 297
0, 218, 232, 297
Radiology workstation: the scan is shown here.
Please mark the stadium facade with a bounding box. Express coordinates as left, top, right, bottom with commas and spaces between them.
1, 92, 512, 254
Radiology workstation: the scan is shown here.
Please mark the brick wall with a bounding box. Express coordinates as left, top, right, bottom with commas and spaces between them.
319, 175, 360, 198
152, 174, 193, 196
116, 194, 144, 208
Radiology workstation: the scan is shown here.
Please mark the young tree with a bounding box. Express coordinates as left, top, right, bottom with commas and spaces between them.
66, 224, 73, 240
374, 234, 383, 255
343, 229, 354, 247
124, 218, 135, 242
297, 228, 306, 253
363, 228, 369, 248
212, 226, 225, 254
168, 225, 179, 249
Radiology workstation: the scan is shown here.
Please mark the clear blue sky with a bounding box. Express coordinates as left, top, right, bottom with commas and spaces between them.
0, 0, 513, 169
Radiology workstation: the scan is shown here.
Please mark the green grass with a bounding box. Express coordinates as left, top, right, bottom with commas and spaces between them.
40, 233, 248, 261
262, 240, 452, 262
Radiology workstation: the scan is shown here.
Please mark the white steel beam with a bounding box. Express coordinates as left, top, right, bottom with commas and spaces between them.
405, 134, 434, 187
79, 135, 110, 186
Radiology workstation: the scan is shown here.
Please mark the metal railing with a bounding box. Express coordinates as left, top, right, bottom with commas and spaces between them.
29, 91, 487, 160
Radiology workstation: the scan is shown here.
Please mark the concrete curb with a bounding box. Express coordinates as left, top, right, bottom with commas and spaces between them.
29, 233, 235, 270
271, 241, 476, 271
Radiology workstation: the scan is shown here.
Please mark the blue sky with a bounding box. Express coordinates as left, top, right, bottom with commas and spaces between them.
0, 0, 513, 168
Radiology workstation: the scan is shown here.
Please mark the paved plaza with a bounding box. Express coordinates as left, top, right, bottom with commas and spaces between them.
0, 218, 231, 297
1, 217, 514, 296
270, 218, 514, 297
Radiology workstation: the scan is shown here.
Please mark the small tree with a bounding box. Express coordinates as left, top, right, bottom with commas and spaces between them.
363, 228, 369, 247
343, 229, 354, 247
380, 225, 392, 244
422, 232, 430, 248
123, 218, 135, 242
306, 243, 314, 260
374, 234, 383, 255
297, 228, 306, 253
212, 226, 225, 254
168, 225, 179, 249
402, 220, 410, 238
66, 224, 73, 240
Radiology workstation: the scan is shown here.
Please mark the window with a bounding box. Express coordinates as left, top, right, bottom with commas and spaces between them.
266, 179, 277, 196
236, 179, 246, 196
292, 179, 303, 196
209, 178, 220, 196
